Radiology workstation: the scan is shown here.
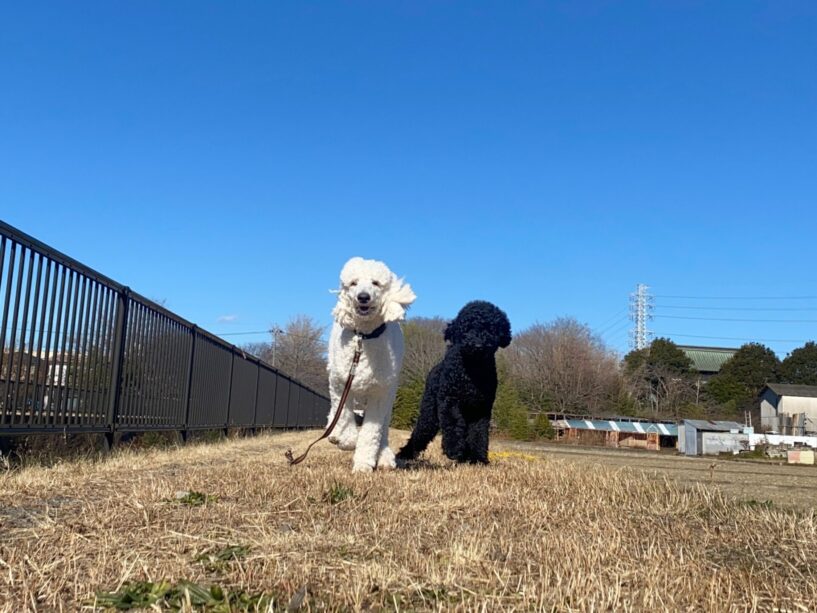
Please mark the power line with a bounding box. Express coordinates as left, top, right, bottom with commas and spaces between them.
658, 304, 817, 312
597, 313, 630, 336
215, 330, 271, 336
595, 309, 629, 332
654, 294, 817, 300
657, 332, 813, 344
656, 315, 817, 323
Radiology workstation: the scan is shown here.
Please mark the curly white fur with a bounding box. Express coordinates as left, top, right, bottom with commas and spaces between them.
326, 257, 416, 472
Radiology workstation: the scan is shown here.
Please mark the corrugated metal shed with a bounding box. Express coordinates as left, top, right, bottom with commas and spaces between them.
553, 418, 678, 437
683, 419, 744, 432
678, 345, 738, 374
680, 420, 751, 455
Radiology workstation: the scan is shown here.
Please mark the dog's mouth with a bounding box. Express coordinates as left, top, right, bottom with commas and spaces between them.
356, 304, 375, 316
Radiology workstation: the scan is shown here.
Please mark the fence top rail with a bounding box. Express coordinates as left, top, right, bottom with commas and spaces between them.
1, 219, 329, 402
2, 218, 124, 291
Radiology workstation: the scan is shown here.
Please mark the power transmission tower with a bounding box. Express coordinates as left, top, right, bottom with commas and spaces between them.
629, 283, 654, 350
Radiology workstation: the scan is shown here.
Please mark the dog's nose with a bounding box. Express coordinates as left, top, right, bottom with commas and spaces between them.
357, 292, 371, 304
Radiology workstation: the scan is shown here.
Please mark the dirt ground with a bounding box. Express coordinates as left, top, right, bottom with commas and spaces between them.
501, 439, 817, 511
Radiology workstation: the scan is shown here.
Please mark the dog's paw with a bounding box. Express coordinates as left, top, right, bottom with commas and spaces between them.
337, 439, 357, 451
352, 462, 374, 473
376, 447, 396, 471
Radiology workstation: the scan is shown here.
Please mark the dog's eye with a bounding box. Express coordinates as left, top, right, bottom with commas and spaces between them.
349, 280, 358, 287
372, 280, 381, 287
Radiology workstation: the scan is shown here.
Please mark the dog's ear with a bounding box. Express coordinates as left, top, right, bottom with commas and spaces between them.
331, 289, 356, 329
497, 310, 512, 348
382, 274, 416, 322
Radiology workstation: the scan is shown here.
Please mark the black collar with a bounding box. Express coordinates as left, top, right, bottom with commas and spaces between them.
356, 322, 388, 340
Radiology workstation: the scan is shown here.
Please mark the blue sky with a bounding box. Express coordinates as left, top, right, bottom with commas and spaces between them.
2, 1, 816, 357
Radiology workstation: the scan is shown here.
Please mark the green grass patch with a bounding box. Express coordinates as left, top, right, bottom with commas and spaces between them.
171, 490, 217, 506
91, 580, 271, 611
323, 482, 355, 505
195, 545, 251, 572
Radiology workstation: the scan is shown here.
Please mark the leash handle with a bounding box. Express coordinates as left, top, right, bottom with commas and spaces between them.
285, 337, 362, 466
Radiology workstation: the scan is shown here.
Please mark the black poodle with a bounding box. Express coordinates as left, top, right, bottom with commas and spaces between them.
396, 301, 511, 465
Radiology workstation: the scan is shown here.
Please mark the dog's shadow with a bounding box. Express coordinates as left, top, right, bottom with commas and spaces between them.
395, 458, 452, 472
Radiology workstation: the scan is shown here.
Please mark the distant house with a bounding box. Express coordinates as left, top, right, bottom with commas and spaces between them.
678, 345, 738, 382
760, 383, 817, 435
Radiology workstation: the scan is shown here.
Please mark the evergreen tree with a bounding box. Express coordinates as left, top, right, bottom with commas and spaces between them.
391, 377, 426, 430
780, 341, 817, 385
707, 343, 780, 414
493, 367, 532, 440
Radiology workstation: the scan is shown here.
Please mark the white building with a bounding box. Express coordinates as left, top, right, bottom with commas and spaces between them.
760, 383, 817, 435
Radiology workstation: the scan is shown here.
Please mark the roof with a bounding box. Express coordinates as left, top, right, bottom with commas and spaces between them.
682, 419, 745, 432
678, 345, 738, 374
763, 383, 817, 399
553, 418, 678, 437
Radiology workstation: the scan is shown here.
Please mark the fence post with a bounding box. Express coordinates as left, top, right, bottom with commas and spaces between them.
180, 326, 197, 443
224, 349, 235, 437
105, 287, 130, 449
251, 359, 261, 435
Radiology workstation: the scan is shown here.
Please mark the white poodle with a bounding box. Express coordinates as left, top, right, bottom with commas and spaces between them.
327, 257, 416, 472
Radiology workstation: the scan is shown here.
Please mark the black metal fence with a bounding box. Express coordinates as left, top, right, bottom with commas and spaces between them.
0, 220, 328, 445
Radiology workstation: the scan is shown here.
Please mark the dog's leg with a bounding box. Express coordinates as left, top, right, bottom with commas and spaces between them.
352, 395, 389, 472
375, 388, 398, 470
439, 398, 467, 462
464, 417, 491, 464
333, 407, 359, 450
326, 381, 359, 449
396, 387, 439, 462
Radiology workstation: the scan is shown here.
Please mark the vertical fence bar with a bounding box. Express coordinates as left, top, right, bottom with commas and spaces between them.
81, 282, 101, 424
11, 247, 33, 421
62, 273, 82, 422
225, 350, 235, 433
181, 326, 197, 440
20, 252, 43, 425
30, 259, 51, 424
106, 288, 129, 438
47, 267, 69, 426
67, 275, 87, 426
98, 287, 115, 418
0, 241, 11, 423
75, 279, 96, 425
252, 359, 261, 431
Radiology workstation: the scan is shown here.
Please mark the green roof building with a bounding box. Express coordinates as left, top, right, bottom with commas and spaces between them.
678, 345, 738, 380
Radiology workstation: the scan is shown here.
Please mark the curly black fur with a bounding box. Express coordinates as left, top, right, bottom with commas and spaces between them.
396, 301, 511, 465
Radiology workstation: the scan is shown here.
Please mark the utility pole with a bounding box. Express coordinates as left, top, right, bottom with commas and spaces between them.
629, 283, 654, 350
271, 327, 283, 367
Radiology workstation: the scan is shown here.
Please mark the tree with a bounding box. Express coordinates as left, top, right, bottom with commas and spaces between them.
242, 315, 328, 394
391, 376, 425, 430
493, 365, 533, 440
504, 318, 620, 415
623, 338, 693, 376
780, 341, 817, 385
706, 343, 780, 416
399, 317, 447, 385
716, 343, 780, 396
622, 338, 696, 419
390, 317, 447, 429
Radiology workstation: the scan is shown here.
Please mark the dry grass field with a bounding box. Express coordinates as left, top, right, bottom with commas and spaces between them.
1, 430, 816, 612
